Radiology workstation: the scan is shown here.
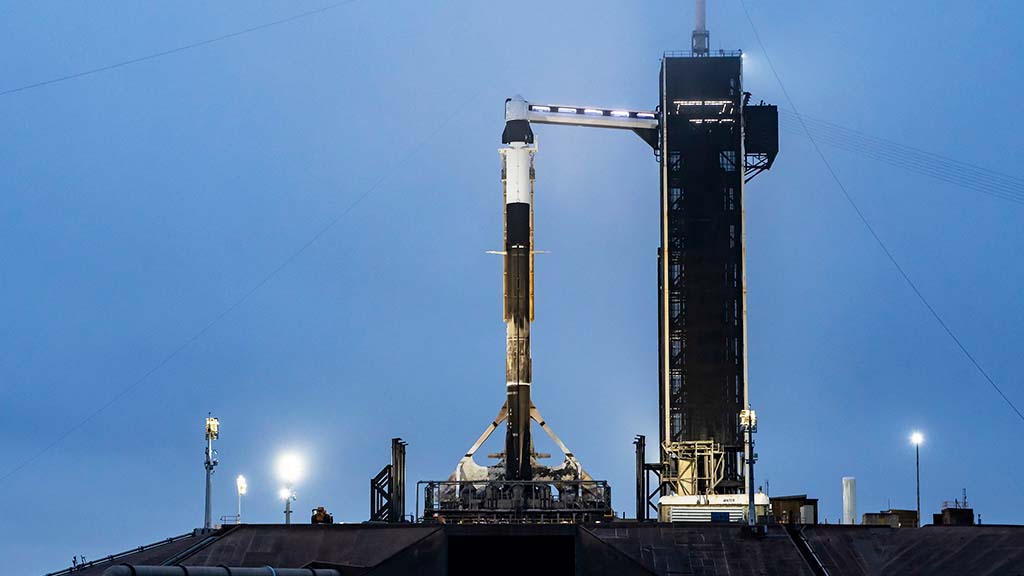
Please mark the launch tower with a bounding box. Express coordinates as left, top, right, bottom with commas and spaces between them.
655, 3, 777, 521
422, 0, 777, 524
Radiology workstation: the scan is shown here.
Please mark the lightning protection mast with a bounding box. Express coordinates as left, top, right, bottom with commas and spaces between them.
692, 0, 710, 56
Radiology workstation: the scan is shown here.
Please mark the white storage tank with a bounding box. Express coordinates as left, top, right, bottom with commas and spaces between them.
800, 504, 816, 525
843, 477, 857, 525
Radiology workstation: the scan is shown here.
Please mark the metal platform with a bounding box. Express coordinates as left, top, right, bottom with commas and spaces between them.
419, 479, 612, 523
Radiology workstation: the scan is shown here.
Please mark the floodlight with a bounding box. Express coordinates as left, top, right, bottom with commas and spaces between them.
276, 452, 304, 485
740, 409, 757, 430
205, 417, 219, 440
911, 432, 924, 445
236, 475, 248, 496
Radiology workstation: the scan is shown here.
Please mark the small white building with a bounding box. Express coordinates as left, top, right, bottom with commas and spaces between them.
659, 492, 770, 523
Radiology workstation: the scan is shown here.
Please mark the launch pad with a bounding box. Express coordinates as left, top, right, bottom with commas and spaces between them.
418, 11, 778, 524
420, 480, 612, 523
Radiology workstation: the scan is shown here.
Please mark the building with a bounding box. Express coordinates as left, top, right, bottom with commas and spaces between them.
862, 509, 919, 528
933, 500, 976, 526
771, 495, 819, 525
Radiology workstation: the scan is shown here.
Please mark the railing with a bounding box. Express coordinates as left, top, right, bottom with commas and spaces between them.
45, 532, 198, 575
664, 49, 743, 58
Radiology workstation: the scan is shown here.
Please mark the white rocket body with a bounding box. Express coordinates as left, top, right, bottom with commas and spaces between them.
500, 96, 536, 481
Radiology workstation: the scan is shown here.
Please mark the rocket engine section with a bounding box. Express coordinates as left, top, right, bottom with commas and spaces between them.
500, 97, 536, 482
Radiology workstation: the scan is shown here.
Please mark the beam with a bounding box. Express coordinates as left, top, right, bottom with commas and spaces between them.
527, 104, 658, 131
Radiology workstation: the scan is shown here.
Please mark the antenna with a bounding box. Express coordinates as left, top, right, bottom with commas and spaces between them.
203, 414, 220, 531
692, 0, 710, 56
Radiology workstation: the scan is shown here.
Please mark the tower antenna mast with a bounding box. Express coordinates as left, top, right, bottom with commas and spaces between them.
693, 0, 710, 56
203, 415, 219, 530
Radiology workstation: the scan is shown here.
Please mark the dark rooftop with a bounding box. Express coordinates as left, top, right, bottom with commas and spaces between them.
48, 522, 1024, 576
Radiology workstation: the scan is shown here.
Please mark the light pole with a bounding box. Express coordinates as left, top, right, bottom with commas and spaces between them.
276, 452, 304, 525
911, 431, 924, 527
279, 487, 296, 524
739, 408, 758, 527
203, 416, 220, 531
236, 475, 247, 524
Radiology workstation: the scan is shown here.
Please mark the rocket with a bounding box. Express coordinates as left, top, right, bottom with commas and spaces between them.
500, 97, 535, 481
442, 95, 605, 493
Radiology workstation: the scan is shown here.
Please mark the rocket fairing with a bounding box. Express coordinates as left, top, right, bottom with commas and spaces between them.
501, 97, 535, 481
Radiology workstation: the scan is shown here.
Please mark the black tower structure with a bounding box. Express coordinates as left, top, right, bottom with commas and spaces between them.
657, 51, 777, 495
430, 9, 776, 519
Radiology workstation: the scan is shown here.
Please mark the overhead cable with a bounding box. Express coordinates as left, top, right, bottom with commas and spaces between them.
0, 84, 492, 483
777, 111, 1024, 205
0, 0, 361, 98
739, 0, 1024, 423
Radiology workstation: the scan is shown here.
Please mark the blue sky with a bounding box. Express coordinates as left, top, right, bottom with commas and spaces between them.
2, 0, 1022, 573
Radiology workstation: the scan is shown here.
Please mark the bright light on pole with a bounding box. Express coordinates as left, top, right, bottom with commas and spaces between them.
235, 475, 247, 524
279, 486, 297, 524
276, 453, 304, 485
911, 431, 924, 527
275, 452, 303, 524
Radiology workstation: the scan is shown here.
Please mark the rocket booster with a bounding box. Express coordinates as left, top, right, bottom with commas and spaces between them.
501, 97, 535, 481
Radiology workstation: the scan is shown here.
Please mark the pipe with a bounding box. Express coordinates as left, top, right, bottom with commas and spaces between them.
103, 567, 339, 576
695, 0, 706, 32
